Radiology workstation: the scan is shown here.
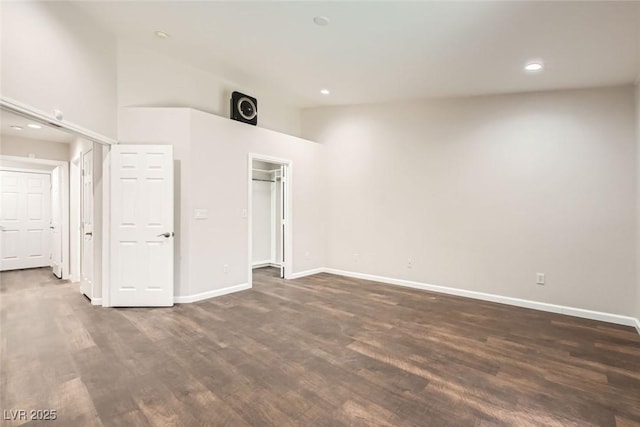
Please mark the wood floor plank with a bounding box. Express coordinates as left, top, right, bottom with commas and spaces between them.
1, 266, 639, 426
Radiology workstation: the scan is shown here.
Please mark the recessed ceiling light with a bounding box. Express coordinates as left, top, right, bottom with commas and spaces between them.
10, 125, 22, 130
154, 30, 170, 39
313, 16, 330, 26
27, 123, 42, 129
320, 89, 330, 95
525, 61, 544, 72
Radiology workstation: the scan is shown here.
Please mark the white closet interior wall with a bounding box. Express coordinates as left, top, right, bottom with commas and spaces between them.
251, 160, 281, 268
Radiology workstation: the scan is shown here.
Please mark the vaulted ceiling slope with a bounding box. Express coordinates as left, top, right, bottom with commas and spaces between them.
74, 1, 640, 108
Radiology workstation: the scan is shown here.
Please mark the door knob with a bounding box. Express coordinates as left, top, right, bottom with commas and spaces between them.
157, 232, 174, 238
85, 232, 93, 236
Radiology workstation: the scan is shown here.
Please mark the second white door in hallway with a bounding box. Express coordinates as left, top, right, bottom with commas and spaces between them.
0, 171, 51, 271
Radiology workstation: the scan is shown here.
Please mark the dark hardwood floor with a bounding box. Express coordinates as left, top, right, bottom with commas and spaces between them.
1, 267, 639, 426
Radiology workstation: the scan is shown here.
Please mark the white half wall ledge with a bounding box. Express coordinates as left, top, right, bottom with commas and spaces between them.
288, 267, 640, 334
174, 283, 251, 304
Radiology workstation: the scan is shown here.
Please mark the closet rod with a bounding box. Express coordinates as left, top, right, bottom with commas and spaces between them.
252, 178, 276, 182
252, 168, 277, 173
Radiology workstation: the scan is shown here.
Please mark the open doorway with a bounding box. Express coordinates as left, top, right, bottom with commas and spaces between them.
248, 154, 292, 287
0, 108, 97, 302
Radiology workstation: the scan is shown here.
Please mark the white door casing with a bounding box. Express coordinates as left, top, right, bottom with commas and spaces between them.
110, 145, 174, 307
0, 171, 51, 271
247, 153, 292, 289
50, 166, 63, 278
279, 165, 286, 278
273, 170, 282, 267
80, 150, 93, 298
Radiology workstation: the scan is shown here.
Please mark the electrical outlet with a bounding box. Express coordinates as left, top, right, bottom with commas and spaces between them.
305, 251, 310, 259
407, 258, 413, 269
194, 209, 208, 219
536, 273, 545, 285
353, 252, 359, 263
223, 264, 229, 274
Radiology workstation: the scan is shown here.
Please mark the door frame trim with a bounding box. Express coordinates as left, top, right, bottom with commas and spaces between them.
0, 167, 51, 175
247, 153, 293, 288
0, 155, 69, 279
0, 96, 116, 146
102, 146, 111, 307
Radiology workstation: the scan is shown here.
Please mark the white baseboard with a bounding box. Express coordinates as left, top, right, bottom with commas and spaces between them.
252, 262, 282, 269
160, 266, 640, 335
91, 297, 103, 306
324, 268, 640, 331
252, 260, 273, 269
288, 268, 325, 280
174, 283, 250, 304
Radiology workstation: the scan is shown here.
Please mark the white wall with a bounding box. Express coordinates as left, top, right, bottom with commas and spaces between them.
118, 107, 326, 299
1, 2, 117, 138
0, 135, 69, 161
189, 109, 325, 295
302, 85, 637, 317
252, 180, 273, 264
118, 44, 302, 138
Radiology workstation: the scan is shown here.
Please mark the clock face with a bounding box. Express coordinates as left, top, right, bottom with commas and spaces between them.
231, 91, 258, 125
238, 97, 257, 120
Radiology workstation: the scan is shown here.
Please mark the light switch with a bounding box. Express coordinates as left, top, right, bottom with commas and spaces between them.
194, 209, 208, 220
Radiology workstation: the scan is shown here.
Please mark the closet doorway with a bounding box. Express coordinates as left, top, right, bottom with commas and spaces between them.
248, 154, 291, 284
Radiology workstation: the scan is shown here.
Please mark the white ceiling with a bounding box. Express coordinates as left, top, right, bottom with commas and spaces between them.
1, 110, 75, 143
74, 1, 640, 108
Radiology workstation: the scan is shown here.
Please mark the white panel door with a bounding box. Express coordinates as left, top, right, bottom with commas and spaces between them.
80, 150, 93, 297
0, 171, 51, 271
110, 145, 174, 307
50, 167, 63, 278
